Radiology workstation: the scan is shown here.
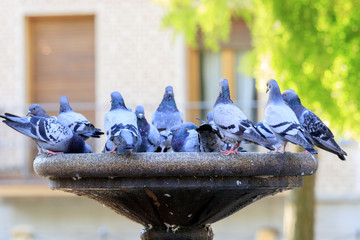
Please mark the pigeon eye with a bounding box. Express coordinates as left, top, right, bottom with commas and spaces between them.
284, 93, 287, 96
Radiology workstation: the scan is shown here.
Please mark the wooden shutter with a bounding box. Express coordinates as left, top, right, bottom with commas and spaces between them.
27, 15, 95, 121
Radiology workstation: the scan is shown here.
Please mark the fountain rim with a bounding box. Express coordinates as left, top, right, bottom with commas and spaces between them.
33, 152, 318, 179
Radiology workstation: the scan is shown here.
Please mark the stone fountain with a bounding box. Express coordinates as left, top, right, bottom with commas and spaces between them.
33, 152, 317, 240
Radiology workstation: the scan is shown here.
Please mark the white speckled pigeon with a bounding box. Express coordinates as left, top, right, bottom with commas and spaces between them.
170, 122, 200, 152
135, 105, 160, 152
0, 113, 93, 156
213, 78, 275, 155
254, 120, 282, 150
58, 96, 104, 141
265, 79, 317, 154
282, 89, 346, 160
104, 92, 141, 154
152, 86, 183, 152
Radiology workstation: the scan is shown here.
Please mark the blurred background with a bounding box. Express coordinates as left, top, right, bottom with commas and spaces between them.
0, 0, 359, 239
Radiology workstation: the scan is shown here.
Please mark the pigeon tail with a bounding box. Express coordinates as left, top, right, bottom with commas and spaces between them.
120, 129, 136, 149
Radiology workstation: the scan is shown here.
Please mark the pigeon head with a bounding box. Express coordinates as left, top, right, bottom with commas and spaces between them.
171, 122, 197, 137
215, 79, 233, 105
282, 89, 302, 106
266, 79, 283, 103
135, 105, 150, 134
165, 86, 174, 100
266, 79, 280, 93
59, 96, 73, 113
110, 91, 128, 110
170, 122, 198, 151
157, 86, 179, 112
135, 105, 145, 119
27, 104, 49, 117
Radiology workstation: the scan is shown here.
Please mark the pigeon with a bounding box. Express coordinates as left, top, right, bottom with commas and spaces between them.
104, 91, 141, 154
135, 105, 160, 152
282, 89, 347, 160
196, 112, 228, 152
170, 122, 200, 152
213, 78, 275, 155
152, 86, 183, 151
254, 120, 282, 150
0, 113, 93, 156
265, 79, 317, 154
27, 104, 51, 118
58, 96, 104, 141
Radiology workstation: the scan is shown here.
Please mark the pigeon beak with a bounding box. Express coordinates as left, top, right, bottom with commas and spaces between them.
138, 113, 144, 119
26, 111, 33, 116
266, 86, 269, 93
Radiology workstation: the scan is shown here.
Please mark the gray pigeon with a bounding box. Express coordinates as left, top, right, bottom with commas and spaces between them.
196, 112, 228, 152
265, 79, 317, 154
0, 113, 93, 156
58, 96, 104, 141
254, 120, 282, 150
27, 104, 51, 118
152, 86, 183, 151
213, 78, 275, 155
282, 89, 346, 160
170, 122, 200, 152
135, 105, 160, 152
104, 92, 141, 154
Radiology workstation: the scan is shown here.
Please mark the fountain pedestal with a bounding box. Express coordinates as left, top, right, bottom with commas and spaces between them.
33, 152, 317, 240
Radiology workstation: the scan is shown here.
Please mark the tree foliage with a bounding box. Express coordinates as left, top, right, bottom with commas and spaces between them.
157, 0, 360, 139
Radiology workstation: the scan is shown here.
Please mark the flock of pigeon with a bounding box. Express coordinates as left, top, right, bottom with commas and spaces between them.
0, 79, 347, 160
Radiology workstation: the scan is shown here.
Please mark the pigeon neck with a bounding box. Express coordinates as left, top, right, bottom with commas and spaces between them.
287, 99, 306, 118
288, 97, 302, 107
171, 131, 188, 152
39, 110, 50, 117
215, 89, 233, 106
60, 103, 73, 113
137, 117, 150, 135
268, 88, 284, 105
157, 97, 178, 112
111, 100, 128, 111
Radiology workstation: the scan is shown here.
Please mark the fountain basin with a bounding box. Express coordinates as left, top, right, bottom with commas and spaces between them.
33, 152, 317, 240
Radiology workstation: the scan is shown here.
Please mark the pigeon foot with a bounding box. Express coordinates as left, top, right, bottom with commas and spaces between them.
47, 150, 64, 157
106, 146, 118, 154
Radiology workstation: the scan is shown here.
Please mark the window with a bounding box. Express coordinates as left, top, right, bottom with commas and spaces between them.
186, 18, 257, 151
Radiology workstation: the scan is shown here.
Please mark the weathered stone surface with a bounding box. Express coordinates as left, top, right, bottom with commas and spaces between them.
34, 152, 317, 178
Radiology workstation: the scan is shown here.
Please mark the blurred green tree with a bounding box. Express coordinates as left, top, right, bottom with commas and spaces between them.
158, 0, 360, 140
155, 1, 360, 240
